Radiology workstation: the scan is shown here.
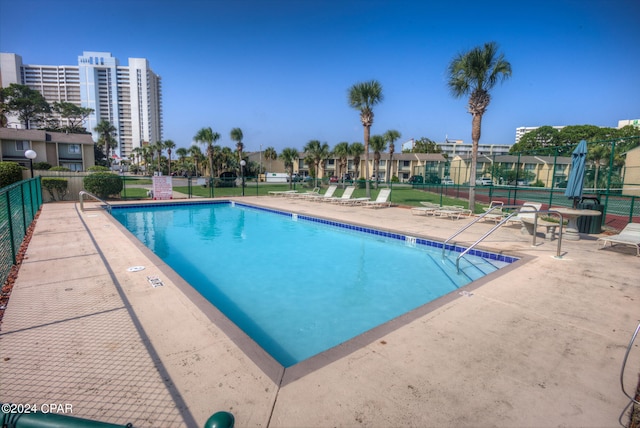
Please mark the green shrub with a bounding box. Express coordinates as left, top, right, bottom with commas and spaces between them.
42, 178, 69, 201
0, 161, 25, 188
83, 172, 123, 199
88, 165, 110, 172
33, 162, 52, 170
50, 166, 71, 172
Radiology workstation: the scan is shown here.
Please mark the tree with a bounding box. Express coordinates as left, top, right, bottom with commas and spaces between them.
333, 142, 350, 180
369, 134, 387, 188
303, 140, 330, 187
280, 147, 299, 189
350, 142, 365, 180
264, 146, 278, 173
447, 41, 512, 211
194, 127, 221, 178
407, 137, 442, 154
348, 80, 384, 198
383, 130, 401, 181
189, 145, 204, 176
230, 127, 244, 165
94, 120, 118, 166
51, 101, 94, 133
164, 139, 176, 176
1, 83, 51, 129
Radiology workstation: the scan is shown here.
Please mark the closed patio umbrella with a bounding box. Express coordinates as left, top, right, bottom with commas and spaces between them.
564, 139, 588, 208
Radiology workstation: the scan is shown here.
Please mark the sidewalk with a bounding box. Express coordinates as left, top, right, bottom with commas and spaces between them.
1, 199, 639, 427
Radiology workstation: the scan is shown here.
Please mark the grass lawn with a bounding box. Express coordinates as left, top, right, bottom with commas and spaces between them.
120, 182, 487, 213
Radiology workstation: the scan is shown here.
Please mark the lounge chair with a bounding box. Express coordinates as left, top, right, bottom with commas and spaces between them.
324, 186, 356, 203
306, 185, 338, 201
481, 201, 505, 223
268, 190, 299, 197
513, 202, 557, 240
289, 186, 321, 199
433, 205, 472, 220
360, 188, 392, 208
598, 223, 640, 256
411, 201, 441, 216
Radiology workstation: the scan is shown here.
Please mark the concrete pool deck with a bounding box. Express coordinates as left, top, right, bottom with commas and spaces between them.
1, 197, 639, 427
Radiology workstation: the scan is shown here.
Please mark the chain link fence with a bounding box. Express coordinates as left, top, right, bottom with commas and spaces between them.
0, 177, 42, 287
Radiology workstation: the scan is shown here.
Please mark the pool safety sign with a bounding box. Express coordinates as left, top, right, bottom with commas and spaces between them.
152, 175, 173, 200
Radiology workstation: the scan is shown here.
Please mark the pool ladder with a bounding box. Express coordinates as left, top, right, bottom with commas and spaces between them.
79, 191, 112, 214
442, 204, 565, 273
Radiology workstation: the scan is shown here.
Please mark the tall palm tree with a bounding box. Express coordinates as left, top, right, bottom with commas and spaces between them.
350, 142, 364, 181
369, 135, 387, 188
264, 146, 278, 173
164, 139, 176, 176
230, 127, 244, 165
194, 127, 221, 178
152, 141, 164, 174
303, 140, 330, 187
189, 145, 204, 176
333, 142, 350, 180
141, 145, 153, 175
280, 147, 299, 189
383, 129, 401, 182
447, 41, 512, 211
175, 147, 188, 173
131, 147, 142, 174
348, 80, 384, 198
94, 120, 118, 166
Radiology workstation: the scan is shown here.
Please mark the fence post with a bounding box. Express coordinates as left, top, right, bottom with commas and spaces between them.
630, 196, 636, 224
5, 191, 16, 264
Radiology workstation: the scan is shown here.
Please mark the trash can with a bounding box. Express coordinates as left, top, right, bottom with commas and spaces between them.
576, 196, 603, 234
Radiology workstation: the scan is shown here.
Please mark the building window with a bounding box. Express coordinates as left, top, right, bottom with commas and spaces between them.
16, 141, 29, 151
68, 144, 81, 154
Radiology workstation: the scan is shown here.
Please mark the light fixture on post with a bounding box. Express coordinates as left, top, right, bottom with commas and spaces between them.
240, 160, 246, 196
25, 149, 37, 178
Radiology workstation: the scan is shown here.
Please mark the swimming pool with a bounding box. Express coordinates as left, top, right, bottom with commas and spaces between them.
111, 201, 517, 367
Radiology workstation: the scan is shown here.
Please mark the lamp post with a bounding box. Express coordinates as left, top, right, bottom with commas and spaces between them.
25, 149, 37, 178
240, 160, 246, 196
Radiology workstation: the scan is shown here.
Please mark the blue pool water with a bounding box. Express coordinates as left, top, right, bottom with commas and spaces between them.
111, 201, 516, 367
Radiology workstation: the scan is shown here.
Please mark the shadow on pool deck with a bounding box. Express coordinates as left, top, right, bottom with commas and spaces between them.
1, 198, 639, 427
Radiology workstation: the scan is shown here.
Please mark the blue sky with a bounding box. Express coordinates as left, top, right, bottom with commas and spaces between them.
1, 0, 638, 153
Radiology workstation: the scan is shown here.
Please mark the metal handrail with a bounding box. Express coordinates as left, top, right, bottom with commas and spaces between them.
442, 204, 566, 273
442, 204, 537, 258
79, 190, 112, 214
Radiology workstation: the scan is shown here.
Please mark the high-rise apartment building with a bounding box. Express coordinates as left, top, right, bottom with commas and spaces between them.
0, 51, 163, 160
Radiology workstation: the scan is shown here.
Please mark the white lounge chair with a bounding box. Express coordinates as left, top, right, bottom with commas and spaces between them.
513, 202, 557, 240
360, 188, 392, 208
324, 186, 354, 203
306, 185, 338, 201
411, 201, 441, 216
598, 223, 640, 256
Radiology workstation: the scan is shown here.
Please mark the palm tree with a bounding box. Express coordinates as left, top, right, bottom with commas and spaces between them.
230, 127, 244, 165
264, 146, 278, 173
333, 142, 350, 180
280, 147, 299, 189
94, 120, 118, 166
164, 139, 176, 176
447, 41, 512, 211
194, 127, 221, 178
348, 80, 384, 198
303, 140, 330, 187
369, 135, 387, 188
152, 141, 164, 174
349, 142, 365, 181
131, 147, 142, 174
141, 145, 153, 175
176, 147, 188, 162
383, 129, 401, 182
189, 145, 204, 177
